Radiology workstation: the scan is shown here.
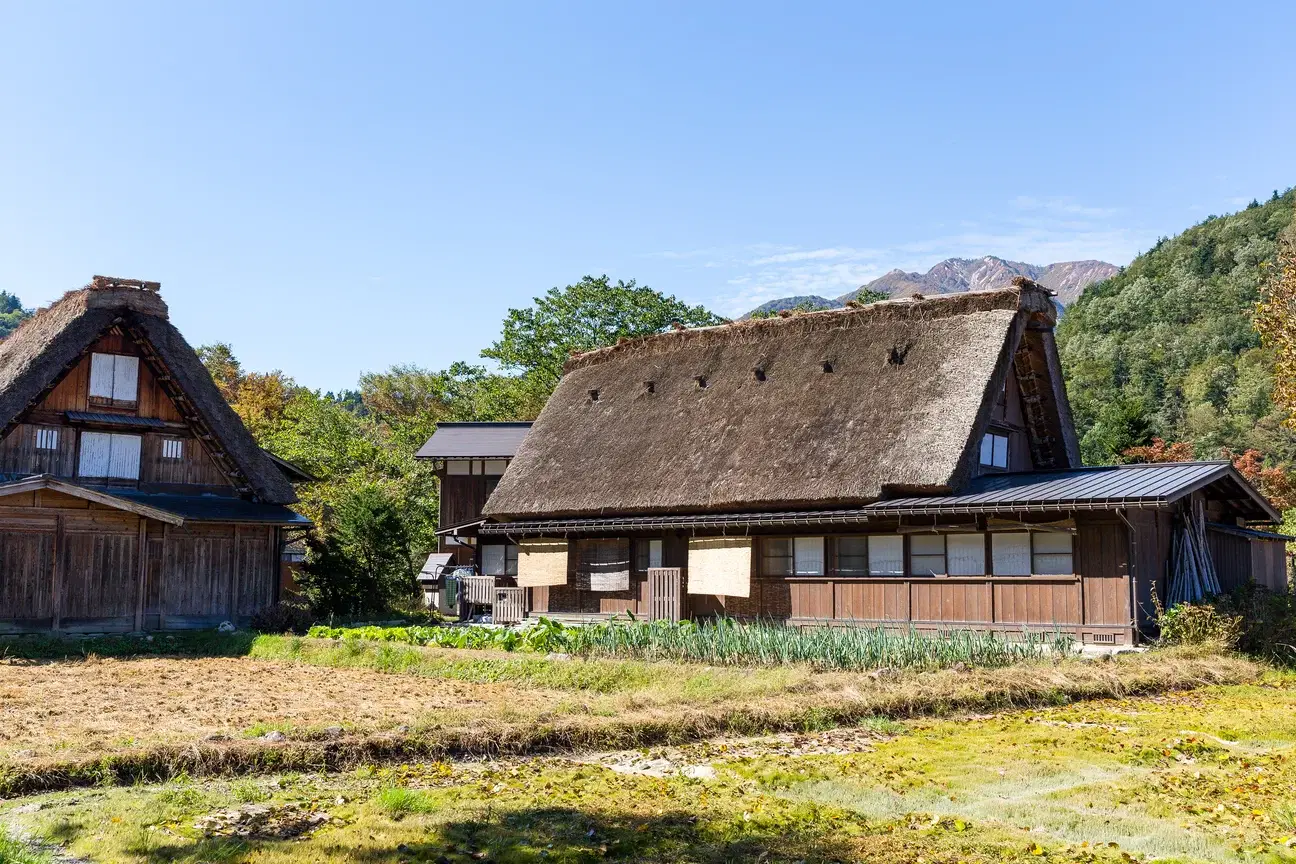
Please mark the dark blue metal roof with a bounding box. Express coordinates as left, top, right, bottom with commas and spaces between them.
415, 422, 532, 459
104, 490, 311, 525
479, 461, 1280, 534
66, 411, 170, 428
869, 461, 1275, 518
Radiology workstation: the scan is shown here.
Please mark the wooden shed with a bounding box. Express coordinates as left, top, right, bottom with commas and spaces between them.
477, 279, 1287, 644
0, 277, 309, 633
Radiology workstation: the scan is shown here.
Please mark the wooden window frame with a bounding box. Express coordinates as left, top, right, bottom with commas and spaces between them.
909, 533, 946, 576
979, 431, 1009, 469
161, 438, 184, 460
87, 353, 140, 409
634, 537, 664, 573
760, 536, 827, 576
34, 426, 59, 451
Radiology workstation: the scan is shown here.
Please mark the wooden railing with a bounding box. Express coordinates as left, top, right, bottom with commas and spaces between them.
494, 587, 526, 625
462, 575, 496, 606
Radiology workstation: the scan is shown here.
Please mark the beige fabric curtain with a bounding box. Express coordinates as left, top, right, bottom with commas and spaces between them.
687, 537, 752, 598
517, 539, 569, 587
577, 538, 631, 592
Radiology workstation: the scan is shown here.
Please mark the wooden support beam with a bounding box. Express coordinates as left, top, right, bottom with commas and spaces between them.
51, 516, 64, 631
229, 526, 242, 624
135, 518, 148, 632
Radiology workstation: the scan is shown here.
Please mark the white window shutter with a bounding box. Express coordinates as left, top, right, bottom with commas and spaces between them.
78, 431, 113, 476
793, 537, 825, 575
112, 356, 139, 402
647, 539, 663, 569
89, 354, 116, 399
992, 533, 1032, 576
107, 434, 142, 479
868, 535, 905, 575
947, 534, 986, 576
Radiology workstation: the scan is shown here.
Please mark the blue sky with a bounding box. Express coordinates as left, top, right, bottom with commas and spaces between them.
1, 1, 1293, 391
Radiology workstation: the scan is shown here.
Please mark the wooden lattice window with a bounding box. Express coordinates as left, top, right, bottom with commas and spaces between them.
34, 427, 59, 451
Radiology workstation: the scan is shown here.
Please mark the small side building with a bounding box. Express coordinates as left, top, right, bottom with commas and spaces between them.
0, 277, 310, 633
414, 421, 532, 617
478, 280, 1287, 644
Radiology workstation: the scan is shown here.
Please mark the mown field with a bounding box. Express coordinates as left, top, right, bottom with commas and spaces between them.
0, 632, 1279, 863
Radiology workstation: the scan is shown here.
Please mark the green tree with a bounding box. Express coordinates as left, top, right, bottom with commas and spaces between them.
1057, 189, 1296, 465
481, 275, 725, 394
0, 291, 32, 340
296, 484, 415, 616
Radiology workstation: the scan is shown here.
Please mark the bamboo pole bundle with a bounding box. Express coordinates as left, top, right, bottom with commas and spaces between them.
1169, 499, 1222, 606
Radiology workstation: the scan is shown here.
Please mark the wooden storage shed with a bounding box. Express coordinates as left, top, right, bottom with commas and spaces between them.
0, 277, 309, 632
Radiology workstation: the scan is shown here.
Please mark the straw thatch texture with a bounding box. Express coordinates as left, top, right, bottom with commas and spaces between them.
517, 539, 569, 587
0, 283, 296, 504
484, 284, 1058, 519
687, 537, 752, 597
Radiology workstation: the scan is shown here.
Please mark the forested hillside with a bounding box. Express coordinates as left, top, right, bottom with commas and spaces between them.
1058, 190, 1296, 467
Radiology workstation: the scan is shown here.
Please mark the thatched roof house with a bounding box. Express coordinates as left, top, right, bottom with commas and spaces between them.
0, 277, 296, 503
457, 277, 1287, 646
485, 281, 1078, 519
0, 276, 308, 633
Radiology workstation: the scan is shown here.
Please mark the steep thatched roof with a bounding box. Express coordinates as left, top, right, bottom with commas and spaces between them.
483, 281, 1072, 520
0, 277, 297, 504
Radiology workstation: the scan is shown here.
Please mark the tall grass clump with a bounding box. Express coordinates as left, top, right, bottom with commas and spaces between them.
309, 617, 1069, 672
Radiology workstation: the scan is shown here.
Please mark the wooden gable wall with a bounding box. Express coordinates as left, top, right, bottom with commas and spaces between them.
0, 329, 232, 489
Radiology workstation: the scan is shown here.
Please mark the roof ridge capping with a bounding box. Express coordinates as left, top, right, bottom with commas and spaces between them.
563, 278, 1058, 374
83, 275, 169, 319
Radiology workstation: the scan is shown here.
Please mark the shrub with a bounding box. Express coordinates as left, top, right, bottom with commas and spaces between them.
251, 601, 316, 635
1158, 602, 1242, 650
1159, 586, 1296, 662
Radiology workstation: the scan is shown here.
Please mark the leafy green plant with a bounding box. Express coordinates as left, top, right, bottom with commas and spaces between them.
308, 617, 1070, 672
1158, 601, 1243, 650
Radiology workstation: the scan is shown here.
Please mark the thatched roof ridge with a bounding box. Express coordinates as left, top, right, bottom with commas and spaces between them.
0, 280, 296, 504
484, 282, 1068, 520
565, 282, 1056, 373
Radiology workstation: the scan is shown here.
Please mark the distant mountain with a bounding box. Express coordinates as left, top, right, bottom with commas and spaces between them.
741, 256, 1119, 319
743, 295, 839, 319
839, 257, 1119, 306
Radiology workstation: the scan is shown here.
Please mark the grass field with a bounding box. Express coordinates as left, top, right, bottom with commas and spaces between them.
4, 672, 1296, 863
0, 635, 1256, 797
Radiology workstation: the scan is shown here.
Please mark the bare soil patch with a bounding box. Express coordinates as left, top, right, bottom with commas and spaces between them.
0, 656, 549, 761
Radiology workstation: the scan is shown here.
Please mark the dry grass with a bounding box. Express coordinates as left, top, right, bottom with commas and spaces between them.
0, 656, 554, 762
0, 641, 1261, 796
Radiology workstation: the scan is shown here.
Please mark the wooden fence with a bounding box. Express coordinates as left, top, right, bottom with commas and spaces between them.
494, 587, 526, 625
462, 575, 496, 606
648, 567, 683, 622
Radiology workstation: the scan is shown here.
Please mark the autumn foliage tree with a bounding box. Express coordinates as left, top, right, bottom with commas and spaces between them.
1257, 232, 1296, 430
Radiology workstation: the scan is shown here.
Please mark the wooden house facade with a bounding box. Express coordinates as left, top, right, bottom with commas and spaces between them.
0, 277, 309, 633
471, 279, 1287, 645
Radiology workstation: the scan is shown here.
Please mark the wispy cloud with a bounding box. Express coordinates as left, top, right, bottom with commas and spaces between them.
648, 196, 1153, 317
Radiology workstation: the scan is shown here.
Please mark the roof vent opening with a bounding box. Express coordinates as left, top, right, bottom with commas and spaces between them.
695, 375, 708, 389
753, 368, 766, 382
588, 389, 600, 401
644, 381, 655, 394
888, 343, 912, 366
820, 361, 834, 374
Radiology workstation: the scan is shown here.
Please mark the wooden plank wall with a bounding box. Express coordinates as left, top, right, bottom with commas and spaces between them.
0, 508, 279, 631
532, 519, 1135, 642
0, 423, 78, 476
439, 475, 499, 528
